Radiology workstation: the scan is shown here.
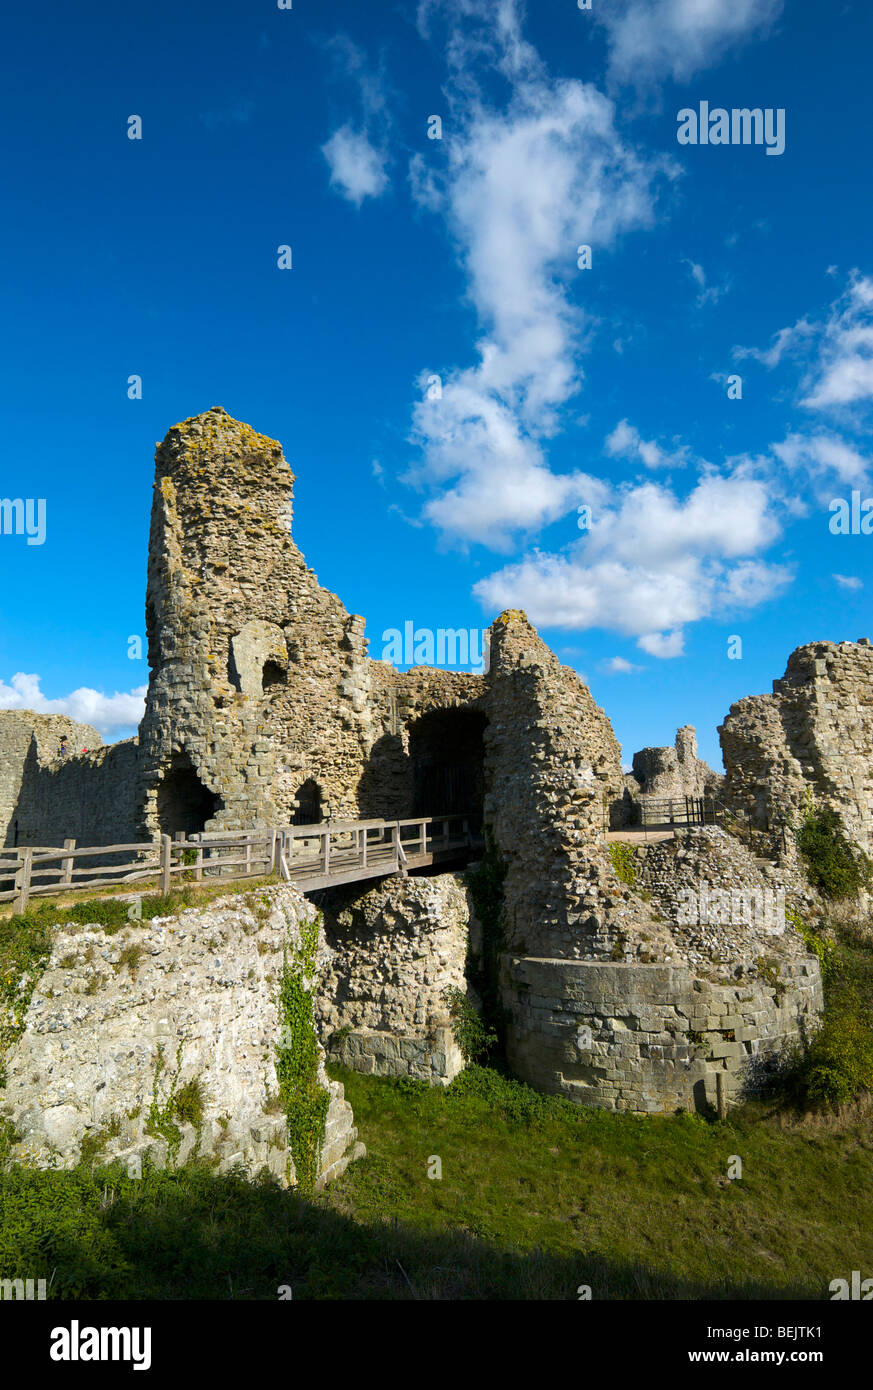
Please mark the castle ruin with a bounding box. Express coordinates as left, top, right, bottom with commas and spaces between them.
3, 408, 855, 1123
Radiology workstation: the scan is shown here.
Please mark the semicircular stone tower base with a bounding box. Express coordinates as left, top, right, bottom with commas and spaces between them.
483, 612, 823, 1114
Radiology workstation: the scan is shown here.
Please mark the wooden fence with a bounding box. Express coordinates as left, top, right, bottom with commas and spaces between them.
637, 796, 721, 828
0, 814, 481, 916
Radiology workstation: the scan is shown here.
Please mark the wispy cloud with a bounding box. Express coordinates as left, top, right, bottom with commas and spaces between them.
322, 36, 393, 206
683, 259, 728, 309
323, 126, 390, 206
598, 0, 783, 87
833, 574, 863, 592
405, 0, 672, 548
734, 319, 815, 369
801, 272, 873, 411
600, 655, 643, 674
771, 432, 870, 494
605, 419, 689, 471
736, 271, 873, 414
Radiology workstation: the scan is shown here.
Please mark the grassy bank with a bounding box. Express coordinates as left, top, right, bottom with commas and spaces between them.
1, 1065, 870, 1299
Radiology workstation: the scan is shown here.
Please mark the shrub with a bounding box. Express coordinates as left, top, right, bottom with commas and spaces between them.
795, 807, 872, 901
796, 1008, 873, 1107
443, 987, 497, 1064
608, 841, 636, 887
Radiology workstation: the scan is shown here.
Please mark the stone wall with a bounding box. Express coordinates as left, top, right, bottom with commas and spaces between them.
136, 407, 489, 841
358, 665, 485, 821
0, 411, 836, 1119
0, 712, 105, 846
1, 884, 364, 1188
12, 741, 139, 849
719, 639, 873, 849
316, 873, 474, 1083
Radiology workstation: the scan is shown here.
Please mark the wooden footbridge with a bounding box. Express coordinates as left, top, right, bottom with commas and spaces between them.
0, 814, 483, 913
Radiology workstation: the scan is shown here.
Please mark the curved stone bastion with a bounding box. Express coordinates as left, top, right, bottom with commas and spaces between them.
500, 826, 823, 1112
0, 884, 364, 1187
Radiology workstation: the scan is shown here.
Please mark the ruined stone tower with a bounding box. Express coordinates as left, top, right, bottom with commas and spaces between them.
719, 639, 873, 849
137, 407, 375, 838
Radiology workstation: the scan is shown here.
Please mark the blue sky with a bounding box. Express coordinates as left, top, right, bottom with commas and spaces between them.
1, 0, 871, 770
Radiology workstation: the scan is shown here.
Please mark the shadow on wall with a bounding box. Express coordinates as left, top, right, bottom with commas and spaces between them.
409, 709, 487, 821
9, 737, 139, 848
356, 709, 488, 824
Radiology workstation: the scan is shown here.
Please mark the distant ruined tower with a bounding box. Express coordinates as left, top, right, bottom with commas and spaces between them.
136, 407, 374, 839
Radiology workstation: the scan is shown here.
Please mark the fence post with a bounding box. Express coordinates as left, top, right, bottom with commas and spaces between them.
15, 848, 33, 915
268, 829, 276, 877
193, 833, 203, 882
361, 827, 368, 868
61, 838, 76, 887
160, 835, 172, 896
322, 829, 330, 878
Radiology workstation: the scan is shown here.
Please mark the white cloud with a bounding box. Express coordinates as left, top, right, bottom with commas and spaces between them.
0, 673, 146, 738
833, 574, 863, 592
802, 273, 873, 411
472, 470, 790, 650
600, 655, 643, 674
599, 0, 783, 86
406, 6, 671, 547
323, 126, 389, 206
321, 36, 393, 206
638, 630, 685, 659
772, 432, 870, 491
605, 418, 689, 470
736, 273, 873, 415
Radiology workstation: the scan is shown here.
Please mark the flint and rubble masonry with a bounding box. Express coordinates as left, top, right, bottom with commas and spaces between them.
0, 884, 364, 1187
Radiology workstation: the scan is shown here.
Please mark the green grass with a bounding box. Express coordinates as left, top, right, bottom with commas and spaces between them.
1, 1064, 871, 1299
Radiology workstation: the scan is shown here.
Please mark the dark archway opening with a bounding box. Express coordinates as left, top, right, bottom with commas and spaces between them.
292, 778, 323, 826
157, 756, 221, 838
409, 708, 487, 825
262, 660, 287, 692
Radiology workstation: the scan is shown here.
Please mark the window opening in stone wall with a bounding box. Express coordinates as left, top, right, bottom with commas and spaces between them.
157, 755, 221, 837
262, 660, 287, 691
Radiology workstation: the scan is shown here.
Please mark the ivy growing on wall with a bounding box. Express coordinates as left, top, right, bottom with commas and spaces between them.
275, 910, 329, 1196
145, 1043, 206, 1164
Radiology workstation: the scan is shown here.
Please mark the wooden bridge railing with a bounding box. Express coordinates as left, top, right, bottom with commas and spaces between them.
0, 814, 481, 915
